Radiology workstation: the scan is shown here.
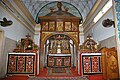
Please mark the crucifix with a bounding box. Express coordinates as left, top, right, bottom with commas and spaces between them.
24, 33, 33, 50
25, 33, 31, 38
87, 34, 91, 40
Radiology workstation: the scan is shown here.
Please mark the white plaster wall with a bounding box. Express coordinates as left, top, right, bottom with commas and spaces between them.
93, 8, 115, 41
34, 34, 40, 46
79, 26, 84, 45
85, 8, 115, 44
100, 36, 116, 48
80, 35, 84, 45
1, 37, 16, 78
0, 30, 4, 78
0, 6, 34, 40
84, 0, 108, 29
0, 6, 35, 78
34, 24, 41, 46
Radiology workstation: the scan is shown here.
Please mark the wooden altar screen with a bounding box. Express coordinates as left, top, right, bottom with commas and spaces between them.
38, 2, 81, 69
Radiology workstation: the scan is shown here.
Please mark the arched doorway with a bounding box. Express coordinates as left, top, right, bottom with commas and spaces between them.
43, 34, 77, 68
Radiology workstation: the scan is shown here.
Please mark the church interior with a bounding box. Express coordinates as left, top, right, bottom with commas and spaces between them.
0, 0, 120, 80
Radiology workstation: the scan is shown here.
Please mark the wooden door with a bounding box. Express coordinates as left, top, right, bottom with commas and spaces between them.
101, 47, 119, 80
106, 48, 119, 80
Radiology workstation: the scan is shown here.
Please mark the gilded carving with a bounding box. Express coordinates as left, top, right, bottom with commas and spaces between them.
49, 22, 55, 31
72, 22, 78, 31
42, 22, 48, 31
66, 32, 78, 44
65, 22, 71, 31
56, 22, 63, 31
41, 32, 52, 42
41, 32, 53, 53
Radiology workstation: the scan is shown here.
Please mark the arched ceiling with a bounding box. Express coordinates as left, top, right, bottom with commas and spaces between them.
22, 0, 97, 23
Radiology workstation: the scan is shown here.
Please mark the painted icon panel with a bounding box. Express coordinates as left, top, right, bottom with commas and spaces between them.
49, 22, 55, 31
65, 22, 71, 31
56, 22, 63, 31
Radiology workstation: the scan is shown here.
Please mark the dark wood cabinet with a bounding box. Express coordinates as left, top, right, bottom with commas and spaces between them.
7, 53, 36, 75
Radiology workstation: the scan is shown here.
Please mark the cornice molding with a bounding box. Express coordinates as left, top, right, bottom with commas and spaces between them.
13, 0, 36, 26
4, 0, 35, 31
82, 0, 102, 27
0, 1, 34, 34
84, 7, 113, 34
2, 0, 35, 33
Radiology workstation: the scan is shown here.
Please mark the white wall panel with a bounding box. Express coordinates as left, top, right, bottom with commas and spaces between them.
0, 6, 34, 78
0, 6, 34, 40
85, 8, 115, 43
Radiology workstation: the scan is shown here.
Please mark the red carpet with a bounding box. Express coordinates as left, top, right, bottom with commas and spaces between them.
47, 68, 72, 76
0, 68, 103, 80
89, 75, 103, 80
37, 67, 79, 77
70, 68, 79, 77
0, 76, 28, 80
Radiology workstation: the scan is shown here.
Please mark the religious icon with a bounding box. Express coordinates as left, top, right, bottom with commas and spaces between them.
65, 22, 71, 31
56, 22, 63, 31
21, 33, 33, 50
72, 22, 78, 31
42, 22, 48, 31
57, 2, 62, 11
49, 22, 55, 31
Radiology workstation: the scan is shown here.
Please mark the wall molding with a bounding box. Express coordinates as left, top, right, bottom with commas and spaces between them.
84, 7, 113, 34
0, 0, 35, 34
82, 0, 102, 27
13, 0, 36, 26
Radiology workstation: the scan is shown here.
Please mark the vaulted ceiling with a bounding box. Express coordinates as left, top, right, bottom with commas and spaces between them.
22, 0, 97, 23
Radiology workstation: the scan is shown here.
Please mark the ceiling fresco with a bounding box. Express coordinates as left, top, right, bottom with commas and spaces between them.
22, 0, 97, 23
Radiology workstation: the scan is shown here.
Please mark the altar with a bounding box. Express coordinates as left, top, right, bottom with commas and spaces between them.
7, 34, 39, 76
78, 34, 102, 75
7, 53, 37, 75
47, 54, 71, 67
78, 52, 102, 75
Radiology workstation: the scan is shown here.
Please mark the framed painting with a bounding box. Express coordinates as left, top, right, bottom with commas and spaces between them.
49, 21, 55, 31
72, 22, 78, 31
42, 22, 48, 31
65, 22, 71, 31
56, 22, 63, 31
